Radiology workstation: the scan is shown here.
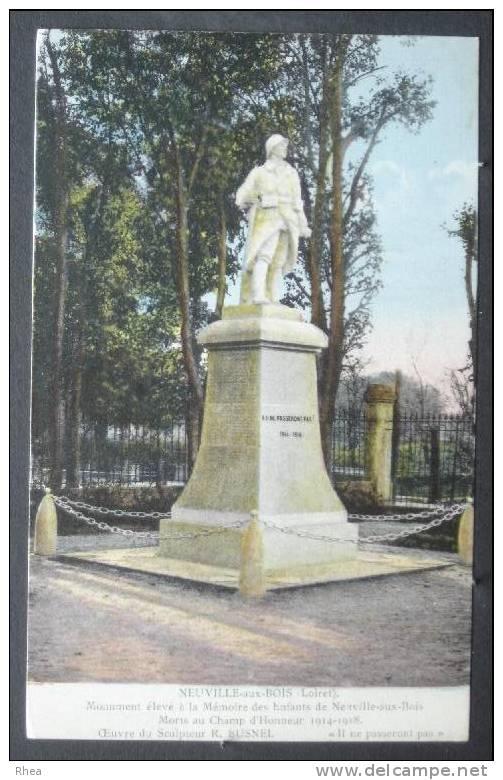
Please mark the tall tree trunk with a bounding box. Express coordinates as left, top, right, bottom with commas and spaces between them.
308, 66, 331, 419
46, 37, 69, 490
65, 183, 107, 488
66, 316, 84, 488
215, 204, 227, 319
308, 67, 330, 335
320, 45, 346, 470
185, 388, 201, 476
48, 210, 68, 490
173, 153, 203, 474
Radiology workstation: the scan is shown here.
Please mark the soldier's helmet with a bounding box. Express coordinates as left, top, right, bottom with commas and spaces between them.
265, 134, 288, 158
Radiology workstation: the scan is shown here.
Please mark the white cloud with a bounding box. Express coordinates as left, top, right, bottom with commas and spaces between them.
427, 159, 479, 208
372, 160, 412, 192
428, 159, 478, 184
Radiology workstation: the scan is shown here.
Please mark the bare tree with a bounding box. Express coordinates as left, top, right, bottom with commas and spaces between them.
449, 366, 474, 418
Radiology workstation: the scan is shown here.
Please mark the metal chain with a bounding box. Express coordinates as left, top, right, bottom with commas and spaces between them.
263, 504, 466, 545
53, 496, 246, 541
32, 484, 171, 519
348, 502, 468, 523
262, 521, 358, 544
358, 504, 464, 543
53, 497, 160, 538
159, 522, 246, 541
57, 495, 171, 520
35, 484, 469, 526
47, 486, 467, 545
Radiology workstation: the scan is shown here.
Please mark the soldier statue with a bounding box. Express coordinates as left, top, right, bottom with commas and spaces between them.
235, 134, 311, 305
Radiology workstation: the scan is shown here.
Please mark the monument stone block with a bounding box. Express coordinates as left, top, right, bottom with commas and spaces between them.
159, 304, 357, 573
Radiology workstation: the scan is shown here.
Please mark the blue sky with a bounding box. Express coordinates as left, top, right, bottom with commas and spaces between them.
220, 35, 479, 403
360, 36, 479, 400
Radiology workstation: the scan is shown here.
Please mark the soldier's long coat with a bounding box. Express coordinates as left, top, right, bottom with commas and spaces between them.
235, 159, 308, 281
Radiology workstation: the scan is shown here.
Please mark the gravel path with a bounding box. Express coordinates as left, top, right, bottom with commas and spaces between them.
27, 534, 472, 687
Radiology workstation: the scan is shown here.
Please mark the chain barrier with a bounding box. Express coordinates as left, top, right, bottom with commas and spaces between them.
32, 484, 171, 521
261, 522, 358, 545
53, 497, 160, 539
358, 504, 466, 544
36, 484, 468, 546
57, 495, 171, 520
347, 503, 468, 523
52, 496, 246, 541
263, 503, 466, 545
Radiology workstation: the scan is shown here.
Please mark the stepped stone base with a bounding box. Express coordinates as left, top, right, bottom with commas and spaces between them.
158, 515, 357, 571
56, 547, 452, 591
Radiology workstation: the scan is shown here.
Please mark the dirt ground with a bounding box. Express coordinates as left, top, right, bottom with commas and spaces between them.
27, 535, 472, 687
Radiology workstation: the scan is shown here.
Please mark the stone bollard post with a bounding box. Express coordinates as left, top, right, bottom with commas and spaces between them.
33, 489, 58, 556
457, 503, 474, 566
364, 384, 396, 504
239, 511, 266, 598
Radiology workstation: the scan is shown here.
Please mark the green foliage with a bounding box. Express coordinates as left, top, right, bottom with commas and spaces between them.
448, 203, 477, 261
33, 30, 436, 461
34, 29, 297, 441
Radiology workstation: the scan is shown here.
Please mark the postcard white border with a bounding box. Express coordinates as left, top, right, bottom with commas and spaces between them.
26, 683, 470, 742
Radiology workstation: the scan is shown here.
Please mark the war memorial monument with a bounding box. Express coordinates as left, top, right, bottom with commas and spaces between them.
34, 135, 456, 594
159, 134, 358, 574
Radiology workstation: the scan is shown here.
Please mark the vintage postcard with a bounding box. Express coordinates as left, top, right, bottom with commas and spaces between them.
11, 11, 492, 758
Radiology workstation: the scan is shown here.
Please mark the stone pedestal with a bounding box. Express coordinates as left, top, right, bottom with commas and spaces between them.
159, 304, 357, 573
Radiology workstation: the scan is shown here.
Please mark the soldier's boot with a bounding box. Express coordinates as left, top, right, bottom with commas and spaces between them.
251, 258, 270, 304
269, 267, 283, 303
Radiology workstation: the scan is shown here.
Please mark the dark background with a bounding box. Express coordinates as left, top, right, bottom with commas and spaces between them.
10, 9, 493, 762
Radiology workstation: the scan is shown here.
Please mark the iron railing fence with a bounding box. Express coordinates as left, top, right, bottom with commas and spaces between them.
31, 412, 474, 505
331, 409, 367, 480
329, 410, 474, 505
31, 421, 188, 488
391, 413, 474, 505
